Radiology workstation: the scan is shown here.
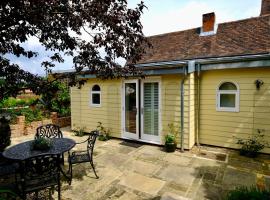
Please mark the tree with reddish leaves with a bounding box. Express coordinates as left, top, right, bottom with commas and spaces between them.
0, 0, 148, 101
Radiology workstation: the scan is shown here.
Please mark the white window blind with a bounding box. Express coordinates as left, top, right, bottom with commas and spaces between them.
143, 82, 159, 136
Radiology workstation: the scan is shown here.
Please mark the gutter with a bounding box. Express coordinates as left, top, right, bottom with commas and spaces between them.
135, 60, 187, 68
195, 53, 270, 65
135, 53, 270, 70
180, 65, 188, 152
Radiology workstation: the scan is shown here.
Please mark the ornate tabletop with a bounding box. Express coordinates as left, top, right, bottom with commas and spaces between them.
3, 138, 76, 161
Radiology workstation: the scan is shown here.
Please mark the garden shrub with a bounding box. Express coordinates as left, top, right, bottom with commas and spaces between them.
97, 122, 111, 141
73, 126, 86, 137
41, 81, 70, 117
0, 97, 37, 109
0, 117, 11, 151
235, 129, 269, 157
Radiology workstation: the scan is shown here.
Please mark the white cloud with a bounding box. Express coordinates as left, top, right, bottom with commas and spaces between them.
23, 36, 41, 48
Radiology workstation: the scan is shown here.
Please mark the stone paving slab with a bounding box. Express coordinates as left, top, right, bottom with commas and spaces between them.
3, 127, 270, 200
157, 165, 198, 186
122, 159, 161, 176
96, 152, 129, 168
223, 167, 256, 189
119, 172, 166, 196
164, 154, 192, 167
161, 192, 191, 200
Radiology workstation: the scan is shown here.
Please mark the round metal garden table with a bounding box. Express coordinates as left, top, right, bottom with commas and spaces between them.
3, 138, 75, 161
3, 138, 75, 182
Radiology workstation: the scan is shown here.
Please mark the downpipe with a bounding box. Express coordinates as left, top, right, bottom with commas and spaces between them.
196, 63, 201, 146
180, 66, 187, 152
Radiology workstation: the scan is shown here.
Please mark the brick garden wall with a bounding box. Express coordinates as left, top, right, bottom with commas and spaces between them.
10, 112, 71, 137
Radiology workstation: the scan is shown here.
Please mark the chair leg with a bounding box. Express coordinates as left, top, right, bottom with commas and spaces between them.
35, 191, 38, 200
68, 162, 73, 185
58, 175, 61, 200
90, 161, 99, 179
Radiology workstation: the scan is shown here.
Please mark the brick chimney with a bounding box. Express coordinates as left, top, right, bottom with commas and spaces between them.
202, 12, 215, 32
261, 0, 270, 16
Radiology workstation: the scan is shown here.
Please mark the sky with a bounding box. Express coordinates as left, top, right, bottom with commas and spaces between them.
7, 0, 262, 75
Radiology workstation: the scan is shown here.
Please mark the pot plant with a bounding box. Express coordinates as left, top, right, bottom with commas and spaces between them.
235, 129, 269, 158
164, 123, 179, 152
97, 122, 111, 141
31, 138, 52, 151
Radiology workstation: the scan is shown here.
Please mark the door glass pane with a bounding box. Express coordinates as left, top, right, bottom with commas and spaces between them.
220, 93, 235, 107
125, 83, 137, 133
144, 82, 159, 136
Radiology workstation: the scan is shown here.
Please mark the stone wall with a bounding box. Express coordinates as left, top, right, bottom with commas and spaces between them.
51, 112, 71, 128
10, 113, 71, 137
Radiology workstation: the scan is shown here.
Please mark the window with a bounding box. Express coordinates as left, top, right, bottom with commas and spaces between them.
217, 82, 239, 112
90, 85, 101, 107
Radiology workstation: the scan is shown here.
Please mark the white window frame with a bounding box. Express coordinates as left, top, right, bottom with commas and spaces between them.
90, 85, 101, 107
216, 82, 239, 112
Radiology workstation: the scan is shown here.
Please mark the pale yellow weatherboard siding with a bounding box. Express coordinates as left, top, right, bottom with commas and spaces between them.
71, 79, 122, 137
70, 75, 190, 149
161, 75, 190, 149
200, 68, 270, 153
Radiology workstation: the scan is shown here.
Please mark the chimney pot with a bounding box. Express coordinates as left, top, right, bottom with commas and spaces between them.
202, 12, 215, 33
261, 0, 270, 16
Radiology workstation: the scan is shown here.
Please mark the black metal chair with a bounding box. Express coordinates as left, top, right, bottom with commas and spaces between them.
35, 124, 64, 164
0, 153, 19, 178
0, 153, 19, 198
17, 154, 61, 200
68, 131, 99, 184
35, 124, 63, 139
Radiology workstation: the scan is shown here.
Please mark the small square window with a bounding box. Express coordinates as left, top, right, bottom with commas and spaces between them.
217, 82, 239, 112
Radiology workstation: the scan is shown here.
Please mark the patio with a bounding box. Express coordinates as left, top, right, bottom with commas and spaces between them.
4, 127, 270, 200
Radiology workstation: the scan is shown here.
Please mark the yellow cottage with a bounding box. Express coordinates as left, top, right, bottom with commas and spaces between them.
63, 0, 270, 153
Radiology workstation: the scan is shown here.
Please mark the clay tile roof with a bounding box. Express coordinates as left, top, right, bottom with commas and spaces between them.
137, 15, 270, 64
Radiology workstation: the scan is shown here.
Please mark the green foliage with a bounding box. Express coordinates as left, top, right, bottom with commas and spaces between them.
226, 186, 270, 200
73, 126, 86, 137
97, 122, 111, 141
0, 97, 37, 109
0, 117, 11, 151
164, 123, 179, 144
41, 81, 70, 117
165, 134, 176, 144
236, 129, 269, 157
31, 138, 52, 150
2, 107, 49, 125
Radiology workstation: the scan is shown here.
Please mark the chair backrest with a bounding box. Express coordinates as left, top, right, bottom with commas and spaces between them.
20, 154, 60, 191
87, 130, 99, 158
35, 124, 63, 139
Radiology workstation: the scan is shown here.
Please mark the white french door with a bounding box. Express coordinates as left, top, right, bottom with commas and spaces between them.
122, 79, 161, 143
122, 80, 139, 140
141, 79, 161, 143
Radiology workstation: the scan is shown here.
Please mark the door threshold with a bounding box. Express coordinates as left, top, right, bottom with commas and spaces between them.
121, 136, 162, 146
